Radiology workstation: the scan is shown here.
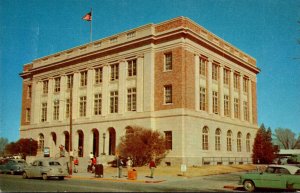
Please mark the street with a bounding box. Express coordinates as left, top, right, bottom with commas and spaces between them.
0, 173, 243, 192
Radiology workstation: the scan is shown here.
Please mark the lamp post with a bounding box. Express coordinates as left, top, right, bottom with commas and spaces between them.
29, 138, 33, 156
102, 133, 106, 155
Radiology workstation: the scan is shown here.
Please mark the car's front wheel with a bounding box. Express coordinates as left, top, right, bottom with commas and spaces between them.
22, 172, 28, 179
244, 180, 255, 192
42, 173, 48, 180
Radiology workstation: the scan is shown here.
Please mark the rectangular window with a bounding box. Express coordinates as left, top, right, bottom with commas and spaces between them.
127, 59, 137, 77
66, 99, 70, 118
244, 101, 249, 121
94, 94, 102, 115
237, 137, 242, 152
54, 77, 60, 93
110, 37, 118, 43
234, 73, 239, 90
110, 64, 119, 81
27, 85, 32, 99
165, 53, 172, 71
127, 88, 136, 111
53, 100, 59, 120
110, 91, 118, 113
212, 63, 219, 81
199, 87, 206, 111
223, 69, 230, 85
224, 95, 230, 117
164, 131, 172, 150
243, 77, 248, 93
26, 108, 30, 122
41, 102, 47, 122
127, 31, 136, 39
95, 67, 103, 84
43, 80, 48, 94
199, 57, 206, 76
234, 98, 239, 118
164, 85, 172, 104
212, 91, 218, 114
79, 96, 87, 117
80, 71, 88, 87
67, 74, 73, 89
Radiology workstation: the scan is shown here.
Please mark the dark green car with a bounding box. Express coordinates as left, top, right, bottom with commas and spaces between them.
239, 165, 300, 192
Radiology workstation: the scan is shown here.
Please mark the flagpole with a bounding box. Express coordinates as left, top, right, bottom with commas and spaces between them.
90, 8, 92, 42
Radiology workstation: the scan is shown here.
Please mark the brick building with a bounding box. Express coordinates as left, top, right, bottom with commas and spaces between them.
20, 16, 260, 166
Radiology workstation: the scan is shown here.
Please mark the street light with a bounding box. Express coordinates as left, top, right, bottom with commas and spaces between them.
102, 133, 106, 155
29, 138, 33, 156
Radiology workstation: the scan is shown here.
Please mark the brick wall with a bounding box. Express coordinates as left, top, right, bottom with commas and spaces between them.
21, 81, 32, 125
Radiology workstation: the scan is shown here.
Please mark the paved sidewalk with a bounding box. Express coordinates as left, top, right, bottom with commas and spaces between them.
67, 167, 187, 183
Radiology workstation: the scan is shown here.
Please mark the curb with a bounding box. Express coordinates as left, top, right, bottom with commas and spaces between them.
223, 185, 236, 189
67, 175, 165, 184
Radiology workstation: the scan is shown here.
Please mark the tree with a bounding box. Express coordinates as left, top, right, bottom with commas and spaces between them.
273, 128, 300, 149
252, 124, 278, 164
117, 126, 168, 166
4, 138, 38, 157
0, 137, 9, 156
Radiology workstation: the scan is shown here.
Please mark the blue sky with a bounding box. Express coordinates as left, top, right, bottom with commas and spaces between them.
0, 0, 299, 142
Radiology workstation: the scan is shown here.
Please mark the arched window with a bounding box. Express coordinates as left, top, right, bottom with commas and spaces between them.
202, 126, 209, 150
227, 130, 232, 151
38, 134, 44, 152
246, 133, 251, 152
237, 132, 242, 152
215, 128, 221, 151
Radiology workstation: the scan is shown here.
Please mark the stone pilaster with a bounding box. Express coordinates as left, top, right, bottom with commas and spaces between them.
219, 65, 224, 117
118, 60, 126, 114
230, 70, 234, 119
102, 64, 110, 116
207, 59, 213, 114
137, 56, 144, 112
194, 54, 200, 111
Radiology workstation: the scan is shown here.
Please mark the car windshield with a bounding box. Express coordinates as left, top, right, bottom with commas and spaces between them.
295, 169, 300, 175
49, 161, 61, 166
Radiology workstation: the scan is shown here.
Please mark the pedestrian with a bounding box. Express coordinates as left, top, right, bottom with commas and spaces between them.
59, 145, 65, 157
126, 157, 133, 171
73, 157, 79, 173
89, 152, 94, 160
91, 156, 97, 173
149, 159, 156, 178
117, 156, 123, 178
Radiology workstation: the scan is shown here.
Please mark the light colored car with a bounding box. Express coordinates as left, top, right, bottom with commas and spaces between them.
0, 159, 27, 175
22, 159, 68, 180
239, 164, 300, 192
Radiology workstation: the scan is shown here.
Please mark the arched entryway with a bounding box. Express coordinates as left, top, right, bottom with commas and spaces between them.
92, 129, 99, 157
51, 132, 57, 145
64, 131, 70, 152
77, 130, 84, 157
108, 127, 116, 155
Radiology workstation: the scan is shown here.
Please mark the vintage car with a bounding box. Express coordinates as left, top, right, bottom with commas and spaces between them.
22, 159, 68, 180
0, 159, 27, 174
239, 164, 300, 192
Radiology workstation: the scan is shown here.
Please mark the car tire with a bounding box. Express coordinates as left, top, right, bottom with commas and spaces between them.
42, 173, 48, 180
22, 172, 28, 179
58, 176, 64, 180
244, 180, 255, 192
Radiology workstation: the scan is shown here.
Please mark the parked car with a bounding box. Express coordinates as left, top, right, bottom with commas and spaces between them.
22, 159, 68, 180
239, 164, 300, 192
0, 159, 27, 175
